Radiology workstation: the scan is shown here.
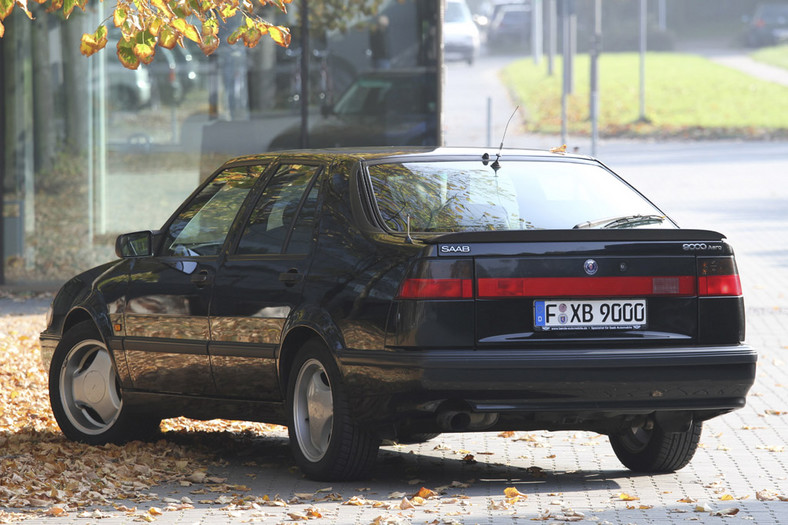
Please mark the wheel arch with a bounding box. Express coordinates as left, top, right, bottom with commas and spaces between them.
278, 308, 346, 398
62, 306, 113, 343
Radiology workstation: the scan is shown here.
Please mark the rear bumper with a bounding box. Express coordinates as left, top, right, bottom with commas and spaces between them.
339, 344, 757, 430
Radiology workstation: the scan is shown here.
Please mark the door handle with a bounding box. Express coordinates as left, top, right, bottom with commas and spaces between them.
191, 269, 213, 288
279, 269, 303, 286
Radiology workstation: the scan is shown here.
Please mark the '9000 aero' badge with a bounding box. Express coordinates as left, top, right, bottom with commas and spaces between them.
584, 259, 598, 275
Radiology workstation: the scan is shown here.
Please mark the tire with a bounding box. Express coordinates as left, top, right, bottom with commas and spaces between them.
49, 321, 158, 445
396, 432, 441, 445
609, 419, 702, 473
286, 339, 379, 480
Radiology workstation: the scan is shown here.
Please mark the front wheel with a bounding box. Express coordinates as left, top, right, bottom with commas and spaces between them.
49, 321, 158, 445
286, 339, 379, 480
610, 419, 702, 473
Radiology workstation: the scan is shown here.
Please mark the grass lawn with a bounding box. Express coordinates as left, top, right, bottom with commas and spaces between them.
501, 52, 788, 139
750, 44, 788, 70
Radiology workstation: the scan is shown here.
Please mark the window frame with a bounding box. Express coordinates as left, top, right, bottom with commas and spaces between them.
153, 161, 275, 258
226, 161, 325, 258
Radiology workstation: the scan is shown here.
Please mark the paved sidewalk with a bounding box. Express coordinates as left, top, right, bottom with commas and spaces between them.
709, 54, 788, 87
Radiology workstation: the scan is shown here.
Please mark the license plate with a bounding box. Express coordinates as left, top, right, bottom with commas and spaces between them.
534, 299, 647, 331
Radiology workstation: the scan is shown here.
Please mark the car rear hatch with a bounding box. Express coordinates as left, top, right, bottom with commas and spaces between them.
411, 229, 744, 349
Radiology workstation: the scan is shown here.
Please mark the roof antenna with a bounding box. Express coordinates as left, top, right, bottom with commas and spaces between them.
487, 105, 519, 173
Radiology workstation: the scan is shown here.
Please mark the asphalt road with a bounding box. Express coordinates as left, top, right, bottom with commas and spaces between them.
4, 55, 788, 524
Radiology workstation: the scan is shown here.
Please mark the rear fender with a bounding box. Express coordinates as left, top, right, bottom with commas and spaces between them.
278, 305, 346, 397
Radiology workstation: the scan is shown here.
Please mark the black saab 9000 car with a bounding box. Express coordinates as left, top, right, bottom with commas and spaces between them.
40, 147, 756, 480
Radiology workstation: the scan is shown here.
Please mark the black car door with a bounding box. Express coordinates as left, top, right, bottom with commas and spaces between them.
209, 162, 323, 400
123, 165, 266, 395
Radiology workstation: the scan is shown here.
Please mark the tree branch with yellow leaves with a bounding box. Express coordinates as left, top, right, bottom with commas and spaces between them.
0, 0, 291, 69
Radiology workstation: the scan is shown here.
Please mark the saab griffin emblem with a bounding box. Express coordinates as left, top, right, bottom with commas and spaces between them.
584, 259, 598, 276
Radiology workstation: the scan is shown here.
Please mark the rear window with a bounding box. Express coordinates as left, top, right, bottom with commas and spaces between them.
368, 159, 671, 232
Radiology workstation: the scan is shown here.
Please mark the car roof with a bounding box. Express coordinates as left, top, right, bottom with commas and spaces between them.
226, 147, 594, 167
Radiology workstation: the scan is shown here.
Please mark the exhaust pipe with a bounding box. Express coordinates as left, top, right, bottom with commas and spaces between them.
438, 411, 472, 431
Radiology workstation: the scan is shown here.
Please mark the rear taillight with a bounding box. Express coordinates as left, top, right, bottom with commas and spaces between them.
698, 257, 742, 296
477, 276, 696, 298
397, 256, 742, 299
397, 259, 474, 299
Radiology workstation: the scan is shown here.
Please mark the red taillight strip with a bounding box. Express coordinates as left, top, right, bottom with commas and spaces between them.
698, 275, 742, 297
398, 278, 474, 299
477, 276, 697, 298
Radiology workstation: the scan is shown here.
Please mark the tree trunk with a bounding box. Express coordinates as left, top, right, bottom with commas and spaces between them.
32, 10, 55, 174
60, 15, 89, 151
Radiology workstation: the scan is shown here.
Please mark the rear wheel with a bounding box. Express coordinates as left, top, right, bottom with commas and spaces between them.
287, 339, 379, 480
50, 321, 159, 445
610, 420, 702, 473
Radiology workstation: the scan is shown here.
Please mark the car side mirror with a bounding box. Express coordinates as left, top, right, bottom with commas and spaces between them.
115, 231, 153, 258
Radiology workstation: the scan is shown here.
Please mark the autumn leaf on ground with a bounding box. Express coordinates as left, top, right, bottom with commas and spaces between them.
757, 445, 785, 452
504, 486, 527, 504
694, 501, 714, 512
344, 496, 367, 506
756, 489, 788, 501
615, 493, 639, 501
399, 497, 414, 510
488, 499, 509, 510
414, 487, 438, 499
498, 430, 515, 438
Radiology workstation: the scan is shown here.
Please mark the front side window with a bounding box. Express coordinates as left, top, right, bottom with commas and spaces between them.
368, 159, 670, 233
162, 166, 265, 256
236, 164, 320, 255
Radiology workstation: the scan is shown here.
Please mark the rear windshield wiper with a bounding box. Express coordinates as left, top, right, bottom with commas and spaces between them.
573, 214, 666, 229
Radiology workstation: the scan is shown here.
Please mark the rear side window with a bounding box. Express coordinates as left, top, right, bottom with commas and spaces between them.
368, 160, 670, 232
236, 164, 320, 255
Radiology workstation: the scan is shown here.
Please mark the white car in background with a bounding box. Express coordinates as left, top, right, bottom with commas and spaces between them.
445, 0, 481, 65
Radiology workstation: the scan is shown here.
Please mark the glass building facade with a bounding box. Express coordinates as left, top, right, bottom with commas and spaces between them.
0, 0, 440, 285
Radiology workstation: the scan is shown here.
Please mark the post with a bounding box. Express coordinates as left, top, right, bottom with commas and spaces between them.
560, 0, 569, 145
590, 0, 601, 157
568, 0, 576, 94
299, 0, 310, 149
639, 0, 647, 122
531, 0, 543, 65
547, 0, 556, 76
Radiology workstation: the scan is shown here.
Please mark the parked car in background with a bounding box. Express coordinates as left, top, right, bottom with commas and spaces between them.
487, 2, 531, 51
41, 147, 755, 481
744, 3, 788, 46
268, 69, 438, 150
444, 0, 481, 64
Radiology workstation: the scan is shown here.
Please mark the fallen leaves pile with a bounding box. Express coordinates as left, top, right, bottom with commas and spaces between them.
0, 314, 281, 521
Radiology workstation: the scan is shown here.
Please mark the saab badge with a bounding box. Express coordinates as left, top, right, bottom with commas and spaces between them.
584, 259, 598, 276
